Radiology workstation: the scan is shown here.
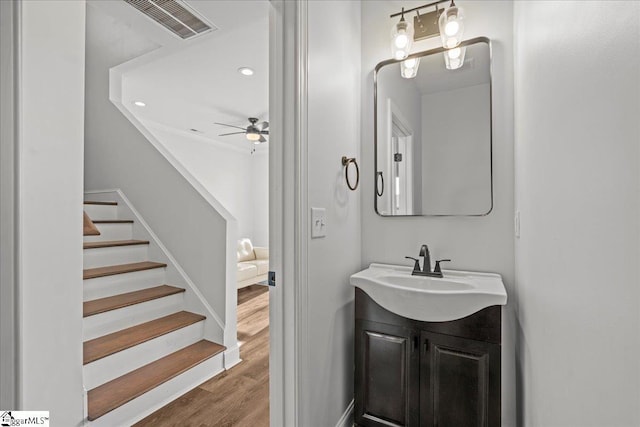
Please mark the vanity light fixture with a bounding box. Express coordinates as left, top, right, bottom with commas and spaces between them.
438, 0, 465, 49
390, 0, 467, 75
390, 8, 414, 60
401, 57, 421, 79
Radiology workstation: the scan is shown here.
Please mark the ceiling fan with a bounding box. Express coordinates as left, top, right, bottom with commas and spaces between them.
216, 117, 269, 143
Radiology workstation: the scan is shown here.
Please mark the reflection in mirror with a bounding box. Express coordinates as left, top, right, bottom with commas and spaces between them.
375, 37, 492, 216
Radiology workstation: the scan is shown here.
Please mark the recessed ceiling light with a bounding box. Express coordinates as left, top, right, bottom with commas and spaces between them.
134, 101, 146, 107
238, 67, 254, 76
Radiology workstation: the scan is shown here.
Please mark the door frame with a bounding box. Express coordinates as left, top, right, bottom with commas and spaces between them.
387, 99, 414, 215
269, 0, 308, 425
0, 0, 310, 420
0, 0, 19, 409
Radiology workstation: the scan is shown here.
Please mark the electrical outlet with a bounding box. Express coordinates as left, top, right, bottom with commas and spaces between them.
311, 207, 327, 238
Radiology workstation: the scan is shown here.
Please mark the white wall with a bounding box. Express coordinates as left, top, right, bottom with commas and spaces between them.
306, 1, 361, 425
143, 122, 269, 245
17, 1, 86, 424
514, 2, 640, 425
422, 83, 491, 214
361, 2, 516, 425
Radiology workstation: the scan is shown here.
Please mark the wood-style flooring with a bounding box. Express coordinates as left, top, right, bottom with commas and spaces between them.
134, 284, 270, 427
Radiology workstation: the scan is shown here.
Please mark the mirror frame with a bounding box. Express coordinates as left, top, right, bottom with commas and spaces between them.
374, 36, 494, 217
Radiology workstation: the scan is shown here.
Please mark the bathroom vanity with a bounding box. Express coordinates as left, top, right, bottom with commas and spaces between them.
351, 264, 506, 427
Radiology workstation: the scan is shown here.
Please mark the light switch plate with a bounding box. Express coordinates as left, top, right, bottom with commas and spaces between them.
311, 207, 327, 238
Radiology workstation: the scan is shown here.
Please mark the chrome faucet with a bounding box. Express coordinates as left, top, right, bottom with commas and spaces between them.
405, 244, 451, 278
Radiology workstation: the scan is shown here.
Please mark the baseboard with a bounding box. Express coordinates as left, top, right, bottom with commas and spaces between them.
336, 399, 354, 427
223, 344, 242, 370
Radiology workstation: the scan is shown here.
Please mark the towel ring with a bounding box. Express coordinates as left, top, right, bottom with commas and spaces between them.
341, 156, 359, 191
376, 171, 384, 197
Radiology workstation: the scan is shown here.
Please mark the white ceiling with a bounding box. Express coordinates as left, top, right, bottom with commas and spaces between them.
98, 0, 270, 145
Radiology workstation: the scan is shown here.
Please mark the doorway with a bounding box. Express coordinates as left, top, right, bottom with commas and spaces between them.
389, 100, 415, 215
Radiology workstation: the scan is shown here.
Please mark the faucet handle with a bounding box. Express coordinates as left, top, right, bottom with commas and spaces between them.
434, 259, 451, 274
405, 256, 421, 272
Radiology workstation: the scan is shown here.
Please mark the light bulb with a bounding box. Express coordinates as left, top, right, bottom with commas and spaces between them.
404, 58, 418, 68
401, 57, 420, 79
443, 46, 466, 70
445, 38, 459, 49
447, 48, 461, 59
394, 33, 409, 49
391, 15, 414, 61
438, 4, 464, 49
444, 20, 459, 36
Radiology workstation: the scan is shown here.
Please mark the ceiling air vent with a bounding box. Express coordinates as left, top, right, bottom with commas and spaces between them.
123, 0, 215, 40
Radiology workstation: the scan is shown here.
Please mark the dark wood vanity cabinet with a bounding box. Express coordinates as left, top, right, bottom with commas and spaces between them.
354, 288, 501, 427
355, 319, 420, 426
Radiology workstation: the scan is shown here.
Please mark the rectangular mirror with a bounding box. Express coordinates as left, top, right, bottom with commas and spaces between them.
374, 37, 492, 216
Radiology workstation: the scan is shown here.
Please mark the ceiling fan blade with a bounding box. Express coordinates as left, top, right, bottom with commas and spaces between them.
257, 121, 269, 131
260, 130, 269, 135
259, 135, 267, 143
214, 122, 247, 131
219, 131, 246, 136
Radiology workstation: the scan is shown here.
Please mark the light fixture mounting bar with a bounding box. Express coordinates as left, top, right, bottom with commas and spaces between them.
389, 0, 451, 18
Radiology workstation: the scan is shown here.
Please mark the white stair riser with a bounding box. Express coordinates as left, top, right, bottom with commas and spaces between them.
83, 245, 149, 269
84, 321, 204, 390
86, 353, 224, 427
83, 269, 167, 301
83, 204, 118, 221
84, 223, 133, 242
83, 293, 184, 341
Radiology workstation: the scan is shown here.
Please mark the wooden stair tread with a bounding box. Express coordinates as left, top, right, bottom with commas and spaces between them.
83, 239, 149, 250
87, 340, 225, 421
83, 261, 166, 280
84, 201, 118, 206
83, 311, 205, 364
83, 285, 185, 317
92, 219, 133, 224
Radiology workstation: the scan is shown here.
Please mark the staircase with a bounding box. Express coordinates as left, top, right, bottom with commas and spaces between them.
83, 199, 226, 425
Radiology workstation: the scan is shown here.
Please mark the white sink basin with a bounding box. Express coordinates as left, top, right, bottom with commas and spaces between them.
350, 263, 507, 322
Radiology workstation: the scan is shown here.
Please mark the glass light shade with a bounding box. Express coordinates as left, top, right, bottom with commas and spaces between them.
438, 5, 465, 49
443, 46, 466, 70
401, 57, 421, 79
391, 17, 414, 60
246, 132, 261, 141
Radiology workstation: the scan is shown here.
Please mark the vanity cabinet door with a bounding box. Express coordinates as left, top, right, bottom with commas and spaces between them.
355, 320, 420, 427
419, 331, 501, 427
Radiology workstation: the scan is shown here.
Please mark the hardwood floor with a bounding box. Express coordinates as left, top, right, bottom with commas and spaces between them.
134, 285, 270, 427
